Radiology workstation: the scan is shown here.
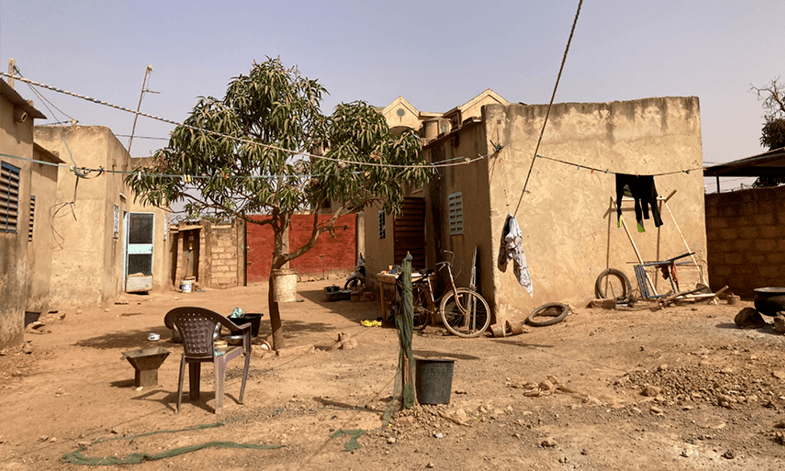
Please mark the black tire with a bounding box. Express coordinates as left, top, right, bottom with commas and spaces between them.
344, 278, 363, 290
412, 284, 431, 331
594, 268, 631, 303
526, 302, 570, 327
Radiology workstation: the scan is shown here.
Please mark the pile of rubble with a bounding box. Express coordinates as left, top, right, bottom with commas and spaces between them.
614, 363, 782, 408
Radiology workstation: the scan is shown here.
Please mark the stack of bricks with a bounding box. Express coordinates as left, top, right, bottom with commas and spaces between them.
705, 186, 785, 297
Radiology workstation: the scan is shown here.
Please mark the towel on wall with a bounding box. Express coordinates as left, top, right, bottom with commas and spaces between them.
497, 214, 533, 297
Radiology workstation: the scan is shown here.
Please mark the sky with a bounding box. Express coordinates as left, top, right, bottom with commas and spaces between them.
1, 1, 783, 192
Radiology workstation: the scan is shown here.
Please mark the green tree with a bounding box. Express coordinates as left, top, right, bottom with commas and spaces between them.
752, 77, 785, 187
127, 58, 428, 349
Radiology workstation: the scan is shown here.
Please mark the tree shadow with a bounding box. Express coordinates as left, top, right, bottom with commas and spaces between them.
75, 326, 175, 350
296, 288, 381, 324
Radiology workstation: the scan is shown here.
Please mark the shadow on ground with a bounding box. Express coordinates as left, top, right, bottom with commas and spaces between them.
412, 349, 481, 361
715, 322, 778, 335
76, 326, 174, 350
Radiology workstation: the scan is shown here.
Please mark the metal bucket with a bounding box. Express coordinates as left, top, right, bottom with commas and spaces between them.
271, 269, 298, 302
415, 358, 455, 405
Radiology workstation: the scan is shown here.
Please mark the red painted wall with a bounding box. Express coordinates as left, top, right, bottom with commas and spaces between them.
246, 214, 356, 283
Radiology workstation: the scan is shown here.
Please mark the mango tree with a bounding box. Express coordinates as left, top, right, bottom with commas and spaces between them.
127, 58, 428, 349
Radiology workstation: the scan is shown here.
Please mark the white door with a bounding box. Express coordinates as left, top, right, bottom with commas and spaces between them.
125, 212, 154, 292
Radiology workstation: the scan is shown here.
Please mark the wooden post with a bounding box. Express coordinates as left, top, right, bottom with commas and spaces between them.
613, 197, 658, 296
662, 200, 710, 290
7, 59, 15, 89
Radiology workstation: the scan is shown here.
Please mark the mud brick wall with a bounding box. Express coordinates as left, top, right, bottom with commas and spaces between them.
705, 186, 785, 297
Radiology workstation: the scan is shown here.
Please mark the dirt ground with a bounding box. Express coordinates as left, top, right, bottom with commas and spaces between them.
2, 279, 785, 470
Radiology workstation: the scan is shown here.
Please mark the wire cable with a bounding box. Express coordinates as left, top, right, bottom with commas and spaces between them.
0, 72, 488, 171
515, 0, 583, 217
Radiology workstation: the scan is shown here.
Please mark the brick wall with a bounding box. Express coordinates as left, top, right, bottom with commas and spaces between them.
705, 186, 785, 297
246, 214, 356, 282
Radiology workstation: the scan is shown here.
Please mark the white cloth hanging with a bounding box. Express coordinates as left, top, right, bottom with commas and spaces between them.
497, 214, 533, 296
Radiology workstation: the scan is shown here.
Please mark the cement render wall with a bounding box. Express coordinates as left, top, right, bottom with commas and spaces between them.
25, 149, 59, 315
705, 187, 785, 297
483, 97, 707, 323
35, 127, 169, 307
0, 96, 33, 348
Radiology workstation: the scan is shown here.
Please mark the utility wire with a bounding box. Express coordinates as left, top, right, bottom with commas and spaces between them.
0, 72, 485, 171
514, 0, 583, 217
13, 66, 76, 124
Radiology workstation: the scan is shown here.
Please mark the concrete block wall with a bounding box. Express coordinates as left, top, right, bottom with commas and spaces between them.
209, 223, 241, 288
705, 186, 785, 297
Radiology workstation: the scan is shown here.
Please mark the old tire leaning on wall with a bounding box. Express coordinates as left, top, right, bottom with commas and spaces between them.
526, 303, 570, 327
594, 268, 632, 303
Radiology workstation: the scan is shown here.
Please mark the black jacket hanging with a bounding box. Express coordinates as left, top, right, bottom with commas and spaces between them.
615, 174, 664, 232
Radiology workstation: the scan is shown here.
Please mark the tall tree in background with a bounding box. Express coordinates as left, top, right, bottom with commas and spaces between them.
752, 77, 785, 187
127, 58, 428, 349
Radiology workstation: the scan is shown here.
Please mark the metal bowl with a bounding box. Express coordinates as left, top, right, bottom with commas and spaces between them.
224, 335, 244, 346
753, 287, 785, 316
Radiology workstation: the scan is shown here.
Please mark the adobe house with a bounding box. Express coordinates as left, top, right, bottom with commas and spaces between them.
0, 78, 62, 348
366, 92, 708, 325
703, 148, 785, 297
34, 126, 170, 306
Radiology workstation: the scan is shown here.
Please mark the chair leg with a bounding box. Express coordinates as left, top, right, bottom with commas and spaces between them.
188, 363, 201, 401
238, 352, 250, 404
214, 357, 225, 414
177, 356, 186, 413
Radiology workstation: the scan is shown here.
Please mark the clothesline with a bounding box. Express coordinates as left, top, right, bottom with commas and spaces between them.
532, 153, 704, 177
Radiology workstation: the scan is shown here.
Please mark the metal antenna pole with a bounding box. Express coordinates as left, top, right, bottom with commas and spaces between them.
127, 65, 158, 161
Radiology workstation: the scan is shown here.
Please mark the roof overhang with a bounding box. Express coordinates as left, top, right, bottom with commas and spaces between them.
0, 79, 47, 120
33, 142, 64, 164
704, 147, 785, 177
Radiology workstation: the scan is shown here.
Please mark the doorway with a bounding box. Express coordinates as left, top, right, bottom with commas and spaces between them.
125, 212, 154, 292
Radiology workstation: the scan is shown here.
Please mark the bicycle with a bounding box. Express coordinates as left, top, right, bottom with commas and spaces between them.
410, 251, 491, 337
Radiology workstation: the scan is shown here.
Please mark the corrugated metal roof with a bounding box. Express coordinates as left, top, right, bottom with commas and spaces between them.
704, 147, 785, 177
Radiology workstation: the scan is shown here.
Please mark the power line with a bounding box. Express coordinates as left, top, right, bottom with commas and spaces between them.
13, 66, 76, 124
114, 134, 168, 140
0, 72, 486, 171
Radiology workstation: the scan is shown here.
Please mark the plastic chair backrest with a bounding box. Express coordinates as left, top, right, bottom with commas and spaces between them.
165, 308, 222, 359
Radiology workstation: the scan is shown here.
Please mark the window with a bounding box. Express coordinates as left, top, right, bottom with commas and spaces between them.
448, 192, 463, 235
113, 205, 120, 239
28, 195, 35, 241
378, 210, 386, 239
0, 162, 20, 233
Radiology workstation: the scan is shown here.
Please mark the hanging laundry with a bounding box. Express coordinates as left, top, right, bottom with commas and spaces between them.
497, 214, 533, 296
615, 174, 664, 232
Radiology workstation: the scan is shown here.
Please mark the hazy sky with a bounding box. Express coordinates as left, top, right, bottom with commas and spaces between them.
1, 1, 782, 190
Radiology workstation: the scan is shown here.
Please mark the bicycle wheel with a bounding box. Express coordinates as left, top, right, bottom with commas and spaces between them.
439, 288, 491, 337
412, 284, 431, 331
594, 268, 631, 303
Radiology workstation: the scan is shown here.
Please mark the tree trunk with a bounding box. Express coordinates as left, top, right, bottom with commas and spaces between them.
268, 278, 284, 350
268, 219, 287, 350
